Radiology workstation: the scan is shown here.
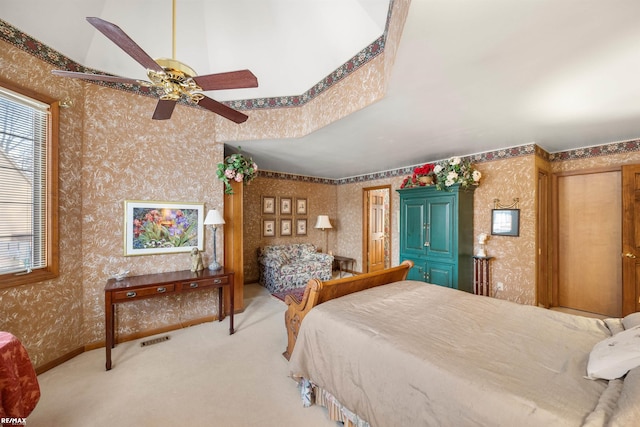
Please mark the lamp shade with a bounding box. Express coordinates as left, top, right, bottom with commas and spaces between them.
314, 215, 333, 230
203, 209, 225, 226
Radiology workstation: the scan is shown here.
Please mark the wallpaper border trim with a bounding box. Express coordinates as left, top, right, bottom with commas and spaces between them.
257, 139, 640, 184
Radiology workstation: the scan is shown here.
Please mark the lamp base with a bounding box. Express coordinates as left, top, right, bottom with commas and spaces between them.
208, 261, 222, 271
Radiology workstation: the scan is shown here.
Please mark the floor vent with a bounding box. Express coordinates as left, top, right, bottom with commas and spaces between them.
140, 335, 170, 347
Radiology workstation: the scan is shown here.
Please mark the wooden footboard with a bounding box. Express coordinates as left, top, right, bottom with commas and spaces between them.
283, 260, 414, 360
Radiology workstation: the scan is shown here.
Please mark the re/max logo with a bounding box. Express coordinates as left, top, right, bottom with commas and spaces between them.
0, 418, 26, 425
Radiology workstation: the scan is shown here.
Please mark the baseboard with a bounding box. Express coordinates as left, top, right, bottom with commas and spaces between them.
35, 346, 84, 375
37, 315, 221, 374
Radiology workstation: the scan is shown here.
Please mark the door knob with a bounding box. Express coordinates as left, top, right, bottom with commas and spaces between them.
624, 253, 637, 259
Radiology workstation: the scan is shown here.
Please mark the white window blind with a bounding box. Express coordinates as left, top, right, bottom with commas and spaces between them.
0, 87, 50, 275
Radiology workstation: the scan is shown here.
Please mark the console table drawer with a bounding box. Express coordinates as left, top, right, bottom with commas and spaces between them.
113, 283, 176, 301
180, 275, 229, 291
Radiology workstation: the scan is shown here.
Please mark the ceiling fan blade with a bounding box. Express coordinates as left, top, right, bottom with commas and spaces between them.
86, 17, 163, 73
152, 99, 177, 120
193, 70, 258, 91
198, 96, 249, 124
51, 70, 143, 85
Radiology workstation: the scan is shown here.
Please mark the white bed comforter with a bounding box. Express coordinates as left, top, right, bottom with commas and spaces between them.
289, 280, 637, 426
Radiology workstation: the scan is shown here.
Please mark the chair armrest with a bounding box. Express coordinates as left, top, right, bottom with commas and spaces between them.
309, 253, 333, 263
259, 256, 284, 268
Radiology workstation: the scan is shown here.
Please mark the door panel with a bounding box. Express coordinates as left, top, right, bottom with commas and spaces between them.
621, 165, 640, 314
402, 199, 426, 255
557, 171, 621, 316
426, 196, 453, 259
368, 193, 385, 272
404, 257, 426, 282
427, 262, 454, 288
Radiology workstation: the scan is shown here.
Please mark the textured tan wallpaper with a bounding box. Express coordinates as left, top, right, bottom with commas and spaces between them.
472, 156, 538, 305
243, 177, 336, 283
0, 38, 226, 367
0, 40, 85, 367
80, 84, 224, 345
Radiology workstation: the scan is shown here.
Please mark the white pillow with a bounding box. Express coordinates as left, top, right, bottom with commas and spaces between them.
587, 325, 640, 380
622, 312, 640, 330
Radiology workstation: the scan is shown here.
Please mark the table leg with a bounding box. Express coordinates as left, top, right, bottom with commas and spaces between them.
105, 294, 113, 371
229, 281, 235, 335
218, 288, 225, 322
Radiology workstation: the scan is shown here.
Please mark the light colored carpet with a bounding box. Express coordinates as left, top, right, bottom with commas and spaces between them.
28, 284, 339, 427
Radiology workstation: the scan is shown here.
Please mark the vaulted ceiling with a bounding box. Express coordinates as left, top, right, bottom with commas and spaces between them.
3, 0, 640, 178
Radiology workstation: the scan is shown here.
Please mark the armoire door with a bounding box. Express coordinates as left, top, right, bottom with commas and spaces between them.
401, 198, 426, 256
425, 194, 454, 261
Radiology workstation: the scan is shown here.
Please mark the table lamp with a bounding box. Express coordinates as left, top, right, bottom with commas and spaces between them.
314, 215, 333, 253
203, 209, 225, 271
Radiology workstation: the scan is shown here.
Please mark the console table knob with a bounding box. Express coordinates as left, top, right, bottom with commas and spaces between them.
157, 287, 167, 293
190, 282, 199, 288
126, 291, 137, 298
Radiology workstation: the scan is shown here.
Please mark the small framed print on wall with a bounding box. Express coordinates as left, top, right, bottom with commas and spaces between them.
280, 219, 292, 236
296, 198, 307, 215
491, 209, 520, 237
296, 218, 307, 236
280, 197, 292, 215
263, 219, 276, 237
262, 196, 276, 215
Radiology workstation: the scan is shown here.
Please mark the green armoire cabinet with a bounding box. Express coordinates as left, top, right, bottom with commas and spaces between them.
398, 184, 475, 292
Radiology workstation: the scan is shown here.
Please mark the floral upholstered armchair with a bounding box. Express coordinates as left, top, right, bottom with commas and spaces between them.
258, 243, 333, 293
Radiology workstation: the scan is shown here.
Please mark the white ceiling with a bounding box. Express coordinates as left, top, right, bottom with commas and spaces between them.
3, 0, 640, 179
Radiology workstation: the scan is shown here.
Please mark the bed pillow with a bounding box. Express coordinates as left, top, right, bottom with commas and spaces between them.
587, 325, 640, 380
622, 312, 640, 330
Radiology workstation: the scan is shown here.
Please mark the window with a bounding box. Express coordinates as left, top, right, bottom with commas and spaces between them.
0, 81, 58, 288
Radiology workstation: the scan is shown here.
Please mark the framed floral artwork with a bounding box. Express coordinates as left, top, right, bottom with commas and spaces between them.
296, 218, 307, 236
280, 219, 292, 236
124, 200, 204, 256
262, 196, 276, 214
296, 197, 307, 215
263, 219, 276, 237
280, 197, 292, 215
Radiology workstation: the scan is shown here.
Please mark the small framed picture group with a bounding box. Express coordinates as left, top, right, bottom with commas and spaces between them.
262, 195, 308, 237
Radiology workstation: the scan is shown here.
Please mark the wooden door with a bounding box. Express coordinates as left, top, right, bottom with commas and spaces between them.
363, 186, 390, 273
368, 192, 385, 272
621, 164, 640, 315
557, 171, 621, 317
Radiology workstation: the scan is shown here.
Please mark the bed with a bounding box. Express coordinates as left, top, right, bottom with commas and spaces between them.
284, 262, 640, 427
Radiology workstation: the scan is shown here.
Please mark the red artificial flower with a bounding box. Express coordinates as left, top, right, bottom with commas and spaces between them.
414, 163, 435, 175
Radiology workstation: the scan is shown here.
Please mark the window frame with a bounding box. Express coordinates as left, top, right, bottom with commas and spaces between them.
0, 79, 59, 289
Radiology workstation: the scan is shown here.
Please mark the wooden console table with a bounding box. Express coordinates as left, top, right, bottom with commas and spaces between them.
104, 268, 234, 370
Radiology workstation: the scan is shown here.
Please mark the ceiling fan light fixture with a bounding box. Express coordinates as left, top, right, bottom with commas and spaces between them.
147, 58, 205, 103
51, 15, 256, 123
154, 57, 197, 78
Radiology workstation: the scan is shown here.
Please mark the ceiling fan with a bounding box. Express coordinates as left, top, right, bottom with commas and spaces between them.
51, 8, 258, 123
